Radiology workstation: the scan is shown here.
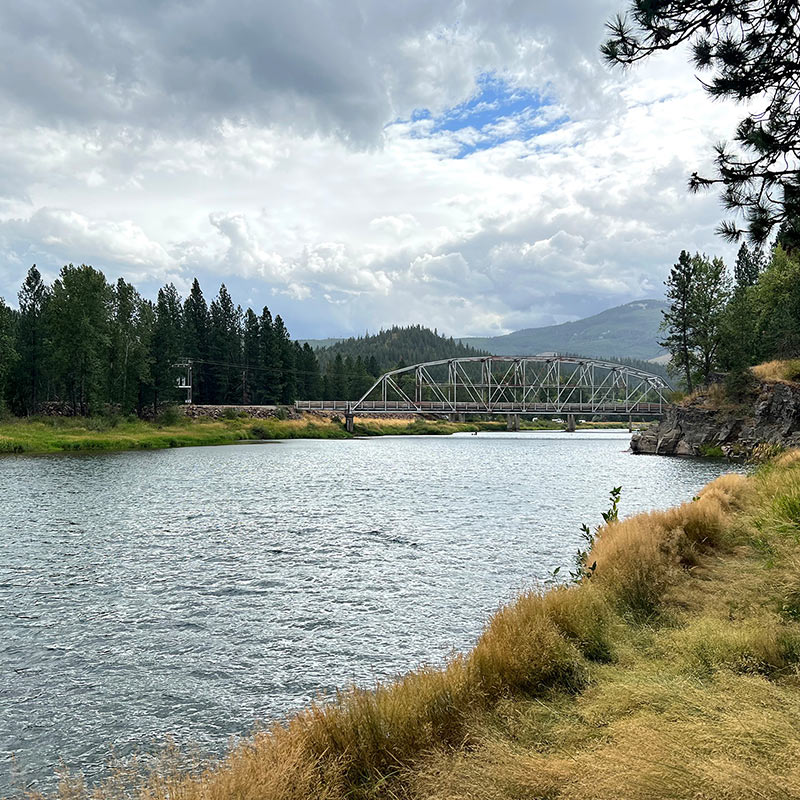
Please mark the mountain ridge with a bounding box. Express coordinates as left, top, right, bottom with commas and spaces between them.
302, 300, 667, 363
458, 299, 667, 361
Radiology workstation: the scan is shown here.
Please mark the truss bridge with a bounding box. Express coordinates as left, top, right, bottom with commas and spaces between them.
295, 356, 671, 431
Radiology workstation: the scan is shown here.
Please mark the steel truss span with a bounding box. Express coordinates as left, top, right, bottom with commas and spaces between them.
296, 356, 671, 417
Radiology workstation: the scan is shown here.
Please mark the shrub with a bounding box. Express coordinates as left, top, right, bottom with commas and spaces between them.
156, 405, 183, 426
724, 368, 758, 402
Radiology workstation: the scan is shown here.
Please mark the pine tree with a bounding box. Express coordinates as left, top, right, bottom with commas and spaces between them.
109, 278, 152, 413
0, 298, 18, 411
691, 255, 730, 386
49, 264, 112, 415
242, 308, 260, 404
273, 315, 296, 404
14, 265, 50, 414
183, 279, 210, 403
151, 284, 184, 410
208, 285, 242, 404
299, 342, 323, 399
659, 251, 697, 392
258, 306, 282, 404
734, 244, 764, 290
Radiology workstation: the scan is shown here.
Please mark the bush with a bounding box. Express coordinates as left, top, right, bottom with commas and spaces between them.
724, 368, 759, 402
156, 405, 183, 426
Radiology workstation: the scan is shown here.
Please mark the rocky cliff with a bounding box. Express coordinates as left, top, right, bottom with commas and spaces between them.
631, 380, 800, 457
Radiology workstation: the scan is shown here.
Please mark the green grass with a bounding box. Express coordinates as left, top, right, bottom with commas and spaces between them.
0, 414, 351, 455
0, 413, 635, 456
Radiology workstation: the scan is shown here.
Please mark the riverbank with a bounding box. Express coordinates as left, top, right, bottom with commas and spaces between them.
39, 450, 800, 800
632, 360, 800, 458
0, 414, 637, 455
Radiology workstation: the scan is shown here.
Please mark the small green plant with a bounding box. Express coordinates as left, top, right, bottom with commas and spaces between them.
156, 405, 183, 426
571, 486, 622, 582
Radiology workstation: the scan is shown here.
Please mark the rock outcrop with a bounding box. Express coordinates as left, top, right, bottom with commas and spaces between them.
631, 380, 800, 457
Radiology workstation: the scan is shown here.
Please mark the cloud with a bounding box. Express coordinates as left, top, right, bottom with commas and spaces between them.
0, 0, 747, 337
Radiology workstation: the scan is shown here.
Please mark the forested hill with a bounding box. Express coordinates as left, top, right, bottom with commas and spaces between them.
315, 325, 489, 374
459, 300, 668, 361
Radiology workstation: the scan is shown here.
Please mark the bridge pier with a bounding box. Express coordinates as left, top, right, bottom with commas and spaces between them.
628, 414, 633, 433
566, 414, 576, 432
345, 414, 354, 433
450, 412, 466, 422
507, 414, 520, 432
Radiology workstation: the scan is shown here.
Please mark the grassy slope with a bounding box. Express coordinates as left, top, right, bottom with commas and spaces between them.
48, 452, 800, 800
0, 415, 629, 455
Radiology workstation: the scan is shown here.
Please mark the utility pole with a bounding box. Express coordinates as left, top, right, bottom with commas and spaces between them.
175, 359, 193, 404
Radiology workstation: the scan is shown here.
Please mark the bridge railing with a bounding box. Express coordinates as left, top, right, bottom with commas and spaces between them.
295, 400, 667, 416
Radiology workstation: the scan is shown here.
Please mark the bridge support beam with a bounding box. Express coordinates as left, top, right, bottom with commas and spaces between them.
628, 414, 633, 433
566, 414, 576, 432
450, 412, 466, 422
507, 414, 520, 432
345, 414, 354, 433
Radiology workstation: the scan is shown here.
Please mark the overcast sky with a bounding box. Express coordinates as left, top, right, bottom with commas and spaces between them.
0, 0, 742, 337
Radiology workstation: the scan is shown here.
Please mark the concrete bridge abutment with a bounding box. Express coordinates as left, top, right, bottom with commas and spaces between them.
566, 414, 576, 432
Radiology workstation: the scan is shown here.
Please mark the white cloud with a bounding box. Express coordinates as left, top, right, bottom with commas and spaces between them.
0, 0, 748, 337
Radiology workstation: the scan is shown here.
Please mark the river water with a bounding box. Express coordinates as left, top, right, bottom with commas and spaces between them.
1, 431, 738, 793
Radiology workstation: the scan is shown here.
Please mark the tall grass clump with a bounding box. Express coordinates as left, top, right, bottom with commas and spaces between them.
588, 474, 748, 616
751, 358, 800, 383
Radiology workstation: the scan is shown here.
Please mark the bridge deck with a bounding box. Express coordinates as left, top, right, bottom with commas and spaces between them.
295, 400, 666, 416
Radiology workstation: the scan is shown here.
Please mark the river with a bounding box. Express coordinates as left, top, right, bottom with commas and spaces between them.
0, 431, 739, 793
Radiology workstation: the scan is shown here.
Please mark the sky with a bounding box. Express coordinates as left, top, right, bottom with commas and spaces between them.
0, 0, 743, 338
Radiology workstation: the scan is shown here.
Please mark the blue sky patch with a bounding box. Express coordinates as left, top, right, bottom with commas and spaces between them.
403, 73, 567, 158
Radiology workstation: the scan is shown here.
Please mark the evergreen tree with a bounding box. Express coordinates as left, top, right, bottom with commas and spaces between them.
258, 306, 282, 404
299, 342, 323, 399
242, 308, 260, 404
691, 255, 730, 386
14, 265, 50, 414
349, 355, 375, 400
49, 264, 111, 415
208, 285, 241, 403
734, 244, 764, 290
0, 297, 18, 411
753, 246, 800, 359
326, 353, 347, 399
183, 279, 210, 403
151, 284, 184, 410
659, 251, 697, 392
273, 314, 296, 404
775, 214, 800, 256
109, 278, 152, 413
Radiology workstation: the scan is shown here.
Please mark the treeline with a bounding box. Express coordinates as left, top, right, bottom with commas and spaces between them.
0, 265, 330, 416
0, 267, 497, 415
660, 222, 800, 393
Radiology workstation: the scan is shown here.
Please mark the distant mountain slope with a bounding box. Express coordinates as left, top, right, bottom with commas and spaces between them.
460, 300, 667, 361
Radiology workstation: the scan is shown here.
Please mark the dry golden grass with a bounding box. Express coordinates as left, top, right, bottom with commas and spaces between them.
24, 453, 800, 800
751, 358, 800, 384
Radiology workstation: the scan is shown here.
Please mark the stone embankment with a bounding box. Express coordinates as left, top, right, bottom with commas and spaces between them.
631, 380, 800, 457
181, 404, 303, 420
180, 405, 421, 422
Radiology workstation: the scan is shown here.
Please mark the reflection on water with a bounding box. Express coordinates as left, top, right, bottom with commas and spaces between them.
0, 432, 738, 792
